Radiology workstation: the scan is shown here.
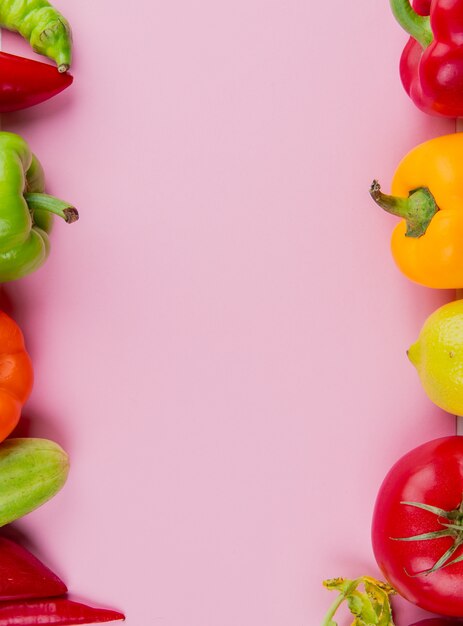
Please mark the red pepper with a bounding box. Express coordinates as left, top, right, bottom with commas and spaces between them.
410, 621, 463, 626
391, 0, 463, 116
0, 52, 72, 113
0, 536, 66, 600
411, 0, 430, 16
0, 598, 125, 624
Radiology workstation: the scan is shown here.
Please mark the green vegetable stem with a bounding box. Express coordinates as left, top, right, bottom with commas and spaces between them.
321, 576, 396, 626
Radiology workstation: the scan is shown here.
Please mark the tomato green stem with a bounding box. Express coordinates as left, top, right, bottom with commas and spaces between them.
394, 497, 463, 575
423, 539, 463, 575
369, 180, 438, 238
400, 500, 450, 517
389, 0, 433, 48
24, 193, 78, 224
392, 529, 454, 541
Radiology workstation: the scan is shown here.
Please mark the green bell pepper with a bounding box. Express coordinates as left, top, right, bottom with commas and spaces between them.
0, 131, 77, 283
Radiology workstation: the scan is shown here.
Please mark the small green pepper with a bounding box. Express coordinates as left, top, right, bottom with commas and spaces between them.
0, 131, 77, 283
0, 0, 72, 72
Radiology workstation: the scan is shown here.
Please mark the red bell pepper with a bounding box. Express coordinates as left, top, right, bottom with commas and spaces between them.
0, 52, 72, 113
391, 0, 463, 116
0, 599, 124, 624
411, 0, 430, 16
0, 536, 66, 600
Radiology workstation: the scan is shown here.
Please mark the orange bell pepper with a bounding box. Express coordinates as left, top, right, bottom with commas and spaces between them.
370, 133, 463, 289
0, 311, 32, 441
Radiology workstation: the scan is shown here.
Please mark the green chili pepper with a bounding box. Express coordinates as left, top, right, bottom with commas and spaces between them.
0, 0, 72, 72
0, 131, 77, 283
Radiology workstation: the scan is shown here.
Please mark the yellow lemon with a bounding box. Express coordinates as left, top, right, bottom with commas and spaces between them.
408, 300, 463, 415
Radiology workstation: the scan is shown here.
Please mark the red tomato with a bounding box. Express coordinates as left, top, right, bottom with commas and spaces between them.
372, 437, 463, 617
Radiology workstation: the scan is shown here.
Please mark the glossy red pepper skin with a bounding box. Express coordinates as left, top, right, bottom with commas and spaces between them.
0, 536, 66, 600
412, 0, 430, 15
0, 599, 125, 624
0, 52, 72, 113
395, 0, 463, 116
410, 621, 463, 626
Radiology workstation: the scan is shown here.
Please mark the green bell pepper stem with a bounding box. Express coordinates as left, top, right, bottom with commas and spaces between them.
0, 131, 76, 282
24, 193, 78, 224
390, 0, 433, 49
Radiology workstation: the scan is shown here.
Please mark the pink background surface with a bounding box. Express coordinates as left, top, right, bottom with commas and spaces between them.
0, 1, 460, 624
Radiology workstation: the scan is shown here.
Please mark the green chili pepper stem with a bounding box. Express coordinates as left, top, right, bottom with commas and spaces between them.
54, 39, 71, 73
389, 0, 433, 48
369, 180, 438, 238
24, 193, 78, 224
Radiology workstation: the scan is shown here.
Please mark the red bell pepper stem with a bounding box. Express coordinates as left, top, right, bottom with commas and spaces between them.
390, 0, 433, 48
0, 598, 125, 625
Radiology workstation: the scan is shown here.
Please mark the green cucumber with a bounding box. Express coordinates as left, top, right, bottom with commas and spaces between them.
0, 438, 69, 526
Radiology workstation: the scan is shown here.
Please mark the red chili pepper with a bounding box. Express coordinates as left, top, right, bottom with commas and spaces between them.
0, 536, 66, 600
0, 52, 72, 113
0, 598, 125, 624
391, 0, 463, 116
410, 621, 463, 626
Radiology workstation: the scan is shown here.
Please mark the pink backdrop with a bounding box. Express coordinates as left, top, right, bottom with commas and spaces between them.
0, 1, 458, 624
